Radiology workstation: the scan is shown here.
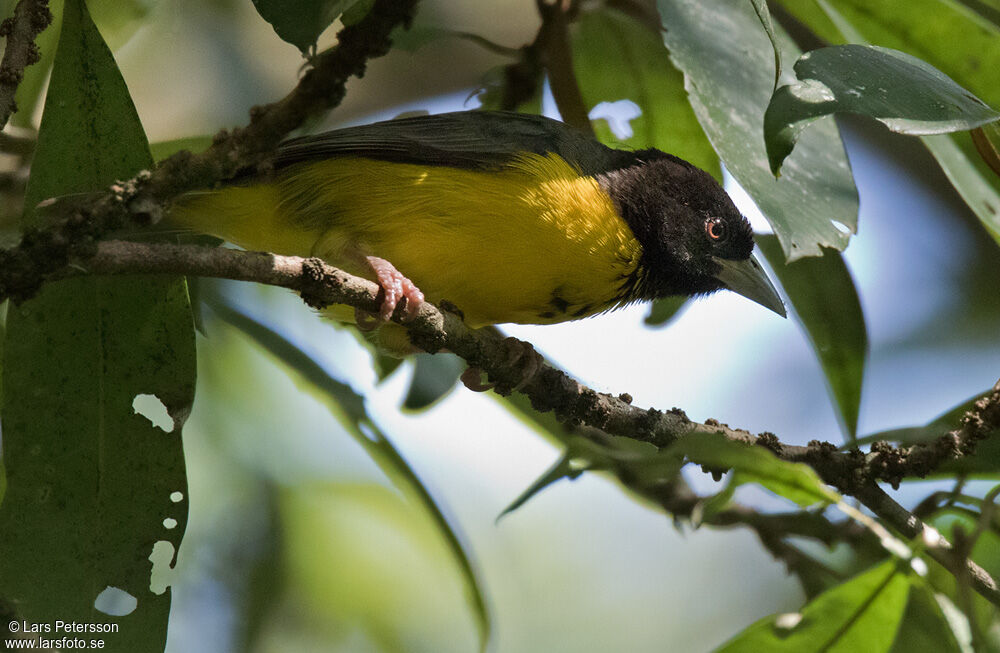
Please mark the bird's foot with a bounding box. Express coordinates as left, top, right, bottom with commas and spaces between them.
366, 256, 424, 322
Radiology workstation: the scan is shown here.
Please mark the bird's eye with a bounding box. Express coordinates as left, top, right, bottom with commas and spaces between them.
705, 217, 728, 242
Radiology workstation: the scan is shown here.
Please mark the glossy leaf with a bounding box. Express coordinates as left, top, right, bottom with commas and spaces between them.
765, 45, 1000, 173
667, 432, 840, 506
758, 235, 867, 441
250, 0, 362, 53
0, 1, 194, 650
207, 298, 491, 650
749, 0, 783, 91
775, 0, 1000, 246
657, 0, 858, 260
571, 8, 720, 178
403, 353, 464, 411
718, 561, 910, 653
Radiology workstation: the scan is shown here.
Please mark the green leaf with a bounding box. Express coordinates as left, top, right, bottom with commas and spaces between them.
403, 352, 464, 411
889, 586, 965, 653
644, 295, 689, 327
250, 0, 362, 54
497, 454, 578, 520
0, 1, 194, 650
149, 135, 213, 162
757, 234, 867, 441
571, 8, 720, 178
717, 561, 911, 653
206, 298, 491, 651
764, 45, 1000, 174
749, 0, 783, 91
774, 0, 1000, 247
668, 432, 840, 506
658, 0, 859, 260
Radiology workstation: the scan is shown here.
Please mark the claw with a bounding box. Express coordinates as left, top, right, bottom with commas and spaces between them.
366, 256, 424, 322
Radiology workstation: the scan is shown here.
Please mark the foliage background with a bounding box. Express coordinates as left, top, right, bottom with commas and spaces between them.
1, 0, 999, 651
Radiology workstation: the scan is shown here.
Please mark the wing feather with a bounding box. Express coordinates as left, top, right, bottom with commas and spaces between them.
273, 111, 635, 176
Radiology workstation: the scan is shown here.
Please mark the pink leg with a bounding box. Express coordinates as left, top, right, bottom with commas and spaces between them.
366, 256, 425, 322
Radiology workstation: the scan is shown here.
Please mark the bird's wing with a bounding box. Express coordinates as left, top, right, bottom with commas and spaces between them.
272, 111, 632, 176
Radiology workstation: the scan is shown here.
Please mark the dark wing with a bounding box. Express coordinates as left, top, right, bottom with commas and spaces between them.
272, 111, 638, 176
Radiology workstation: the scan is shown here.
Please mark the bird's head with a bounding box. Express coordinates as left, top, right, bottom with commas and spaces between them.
598, 152, 786, 317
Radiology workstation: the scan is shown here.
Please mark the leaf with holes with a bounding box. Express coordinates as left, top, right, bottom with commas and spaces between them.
0, 1, 195, 649
571, 8, 719, 178
657, 0, 858, 260
772, 0, 1000, 247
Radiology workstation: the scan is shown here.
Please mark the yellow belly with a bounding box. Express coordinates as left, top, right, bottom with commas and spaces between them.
173, 153, 644, 327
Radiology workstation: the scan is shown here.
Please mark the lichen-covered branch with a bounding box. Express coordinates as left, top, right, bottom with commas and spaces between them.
0, 0, 51, 129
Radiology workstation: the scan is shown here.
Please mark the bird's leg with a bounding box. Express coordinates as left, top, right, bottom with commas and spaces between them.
365, 255, 425, 322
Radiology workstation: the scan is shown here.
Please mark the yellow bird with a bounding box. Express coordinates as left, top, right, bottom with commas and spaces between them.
172, 111, 784, 343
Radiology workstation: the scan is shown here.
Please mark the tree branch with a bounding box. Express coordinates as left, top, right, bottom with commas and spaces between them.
33, 239, 1000, 606
0, 0, 51, 130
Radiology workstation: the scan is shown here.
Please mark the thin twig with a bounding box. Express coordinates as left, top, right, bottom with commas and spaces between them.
0, 0, 51, 130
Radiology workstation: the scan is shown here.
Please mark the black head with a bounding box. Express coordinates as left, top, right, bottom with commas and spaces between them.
597, 150, 785, 316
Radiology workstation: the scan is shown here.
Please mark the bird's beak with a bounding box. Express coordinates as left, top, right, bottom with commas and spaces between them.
712, 254, 787, 318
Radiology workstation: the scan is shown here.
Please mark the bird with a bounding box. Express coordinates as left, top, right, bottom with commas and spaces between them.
171, 110, 785, 346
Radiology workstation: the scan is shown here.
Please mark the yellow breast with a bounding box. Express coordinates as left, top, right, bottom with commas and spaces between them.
173, 152, 644, 327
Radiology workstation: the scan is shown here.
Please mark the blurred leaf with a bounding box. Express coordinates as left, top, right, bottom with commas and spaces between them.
0, 458, 6, 506
765, 45, 1000, 174
88, 0, 157, 51
644, 295, 689, 327
749, 0, 783, 90
373, 352, 405, 382
206, 298, 491, 650
719, 561, 910, 652
856, 388, 992, 447
340, 0, 373, 24
570, 8, 720, 178
149, 135, 213, 162
889, 586, 966, 653
775, 0, 1000, 246
235, 485, 284, 653
403, 352, 464, 411
758, 234, 866, 440
658, 0, 858, 260
250, 0, 362, 54
668, 432, 840, 506
922, 134, 1000, 245
0, 2, 193, 650
474, 64, 543, 114
972, 123, 1000, 179
498, 453, 578, 520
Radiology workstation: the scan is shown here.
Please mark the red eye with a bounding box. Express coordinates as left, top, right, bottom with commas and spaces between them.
706, 218, 728, 242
